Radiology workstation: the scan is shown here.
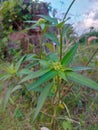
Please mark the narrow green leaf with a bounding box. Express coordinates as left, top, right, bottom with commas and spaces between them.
66, 72, 98, 90
61, 44, 78, 66
38, 15, 58, 25
27, 70, 57, 91
24, 54, 38, 61
17, 68, 33, 75
45, 42, 54, 51
62, 24, 73, 37
62, 25, 71, 37
58, 71, 68, 82
39, 60, 49, 68
57, 21, 65, 28
33, 83, 53, 121
65, 68, 73, 71
26, 62, 38, 69
24, 20, 37, 23
0, 73, 11, 81
3, 86, 13, 111
16, 54, 38, 71
11, 85, 22, 93
16, 55, 26, 71
26, 23, 40, 30
72, 66, 94, 71
45, 33, 60, 46
48, 53, 59, 62
20, 69, 51, 83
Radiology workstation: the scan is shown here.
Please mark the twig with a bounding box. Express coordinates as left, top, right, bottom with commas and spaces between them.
86, 47, 98, 66
41, 111, 53, 118
56, 116, 80, 125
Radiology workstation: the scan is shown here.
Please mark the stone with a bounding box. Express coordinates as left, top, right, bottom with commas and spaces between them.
40, 127, 50, 130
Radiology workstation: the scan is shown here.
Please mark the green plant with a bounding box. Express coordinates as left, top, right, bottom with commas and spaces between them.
0, 0, 33, 31
0, 54, 38, 109
2, 14, 98, 129
0, 0, 98, 129
21, 5, 98, 128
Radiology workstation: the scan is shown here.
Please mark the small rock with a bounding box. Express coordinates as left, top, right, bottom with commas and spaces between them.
40, 127, 49, 130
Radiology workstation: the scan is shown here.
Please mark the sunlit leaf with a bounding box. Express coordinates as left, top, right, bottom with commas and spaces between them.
45, 42, 54, 52
5, 64, 17, 75
57, 21, 65, 28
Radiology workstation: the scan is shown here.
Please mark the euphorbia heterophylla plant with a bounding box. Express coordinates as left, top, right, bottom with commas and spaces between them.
20, 44, 98, 121
22, 12, 98, 121
0, 1, 98, 127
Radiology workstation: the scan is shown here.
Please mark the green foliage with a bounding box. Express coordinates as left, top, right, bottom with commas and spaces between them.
0, 0, 33, 31
62, 121, 73, 130
0, 1, 98, 129
61, 44, 78, 65
79, 30, 98, 43
38, 14, 58, 25
45, 33, 60, 46
21, 15, 98, 123
1, 14, 98, 126
66, 72, 98, 90
0, 54, 38, 109
3, 85, 13, 111
14, 107, 24, 119
33, 83, 53, 121
26, 69, 57, 91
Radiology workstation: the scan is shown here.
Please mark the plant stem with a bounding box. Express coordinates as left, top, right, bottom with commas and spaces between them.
63, 0, 76, 21
51, 76, 61, 129
60, 30, 63, 60
81, 47, 98, 74
39, 34, 43, 59
86, 47, 98, 66
39, 26, 47, 59
51, 105, 57, 130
